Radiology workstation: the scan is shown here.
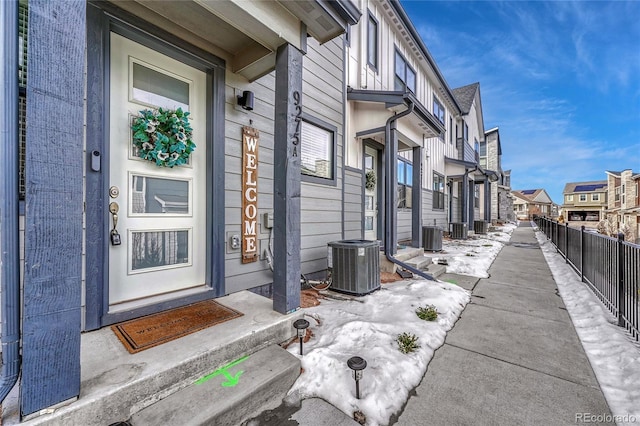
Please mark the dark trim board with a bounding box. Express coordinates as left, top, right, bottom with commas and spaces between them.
84, 3, 226, 330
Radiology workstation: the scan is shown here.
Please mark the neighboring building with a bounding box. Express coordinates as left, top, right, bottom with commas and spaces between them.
606, 170, 640, 243
561, 181, 608, 222
345, 0, 494, 246
512, 189, 555, 220
481, 127, 514, 222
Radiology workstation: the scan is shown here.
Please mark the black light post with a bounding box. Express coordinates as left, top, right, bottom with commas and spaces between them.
347, 356, 367, 399
293, 319, 309, 355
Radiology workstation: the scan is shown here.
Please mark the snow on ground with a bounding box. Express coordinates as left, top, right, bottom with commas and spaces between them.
534, 225, 640, 425
285, 224, 516, 426
433, 223, 517, 278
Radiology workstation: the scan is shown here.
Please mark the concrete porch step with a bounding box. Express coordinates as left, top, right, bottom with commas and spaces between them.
425, 263, 447, 279
131, 345, 300, 426
404, 255, 432, 270
6, 291, 300, 426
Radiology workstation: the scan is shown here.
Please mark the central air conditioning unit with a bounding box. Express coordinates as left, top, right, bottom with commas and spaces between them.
328, 240, 380, 296
450, 222, 468, 240
422, 226, 443, 251
474, 220, 488, 235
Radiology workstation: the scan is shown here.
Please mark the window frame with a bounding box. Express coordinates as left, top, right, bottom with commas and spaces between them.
432, 172, 445, 210
463, 123, 469, 142
433, 96, 445, 125
592, 193, 600, 202
299, 112, 338, 186
394, 48, 416, 93
397, 157, 413, 209
474, 183, 480, 208
579, 194, 587, 202
367, 12, 379, 71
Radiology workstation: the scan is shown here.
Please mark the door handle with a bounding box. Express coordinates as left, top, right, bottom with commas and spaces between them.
109, 202, 121, 245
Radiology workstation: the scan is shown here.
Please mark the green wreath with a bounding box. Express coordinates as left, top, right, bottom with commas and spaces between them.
365, 170, 376, 190
131, 107, 196, 168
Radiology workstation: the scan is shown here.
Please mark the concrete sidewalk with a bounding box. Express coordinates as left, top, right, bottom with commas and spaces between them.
393, 222, 613, 425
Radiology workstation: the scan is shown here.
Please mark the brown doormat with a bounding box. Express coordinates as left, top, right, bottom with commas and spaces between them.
111, 300, 243, 354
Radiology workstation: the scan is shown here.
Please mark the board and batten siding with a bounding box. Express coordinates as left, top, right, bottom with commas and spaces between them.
300, 37, 345, 274
344, 168, 364, 240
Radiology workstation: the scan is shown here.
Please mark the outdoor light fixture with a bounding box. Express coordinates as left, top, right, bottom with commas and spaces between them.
347, 356, 367, 399
293, 318, 310, 355
237, 90, 254, 111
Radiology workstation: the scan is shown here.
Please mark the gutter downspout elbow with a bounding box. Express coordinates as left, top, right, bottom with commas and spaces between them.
383, 101, 434, 281
0, 0, 22, 403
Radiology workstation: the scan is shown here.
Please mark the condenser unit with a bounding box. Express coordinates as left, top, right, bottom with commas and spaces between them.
422, 226, 443, 251
450, 222, 468, 240
328, 240, 380, 295
474, 220, 488, 235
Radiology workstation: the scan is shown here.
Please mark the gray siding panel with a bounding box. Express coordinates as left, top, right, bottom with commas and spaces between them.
397, 211, 412, 241
344, 168, 363, 239
421, 189, 448, 227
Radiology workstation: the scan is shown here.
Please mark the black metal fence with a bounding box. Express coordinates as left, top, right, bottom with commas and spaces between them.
535, 217, 639, 341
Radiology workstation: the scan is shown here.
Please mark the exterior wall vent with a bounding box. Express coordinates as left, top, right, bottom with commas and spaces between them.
328, 240, 380, 295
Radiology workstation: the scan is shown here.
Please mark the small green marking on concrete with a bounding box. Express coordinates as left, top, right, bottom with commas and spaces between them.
195, 354, 250, 387
446, 279, 458, 285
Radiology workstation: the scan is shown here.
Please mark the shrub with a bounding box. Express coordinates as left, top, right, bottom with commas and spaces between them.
396, 332, 420, 354
416, 305, 438, 321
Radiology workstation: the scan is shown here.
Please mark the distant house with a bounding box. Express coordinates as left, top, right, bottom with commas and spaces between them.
481, 127, 513, 222
605, 170, 640, 243
561, 181, 608, 222
512, 189, 554, 220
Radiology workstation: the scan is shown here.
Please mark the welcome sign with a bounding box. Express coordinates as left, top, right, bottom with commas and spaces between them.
242, 126, 259, 263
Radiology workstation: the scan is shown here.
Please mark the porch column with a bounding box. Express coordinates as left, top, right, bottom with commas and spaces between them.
484, 179, 491, 221
411, 145, 422, 248
468, 180, 475, 228
273, 43, 303, 314
461, 172, 468, 224
22, 0, 85, 415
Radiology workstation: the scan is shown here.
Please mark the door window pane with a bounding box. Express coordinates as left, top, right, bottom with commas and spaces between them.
131, 175, 190, 214
365, 216, 374, 231
132, 62, 189, 110
366, 196, 374, 210
131, 230, 189, 271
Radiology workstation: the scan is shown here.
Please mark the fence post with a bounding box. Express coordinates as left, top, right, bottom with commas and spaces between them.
555, 221, 559, 253
617, 232, 625, 327
564, 222, 569, 263
580, 225, 585, 282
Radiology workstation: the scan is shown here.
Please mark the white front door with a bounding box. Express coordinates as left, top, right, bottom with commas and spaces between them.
108, 33, 207, 309
364, 146, 378, 241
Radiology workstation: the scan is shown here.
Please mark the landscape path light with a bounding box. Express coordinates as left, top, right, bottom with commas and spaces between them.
293, 318, 309, 356
347, 356, 367, 399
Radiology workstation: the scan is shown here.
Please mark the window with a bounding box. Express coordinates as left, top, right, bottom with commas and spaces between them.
433, 96, 445, 124
474, 184, 480, 208
397, 158, 412, 209
566, 194, 573, 202
615, 187, 621, 202
433, 173, 445, 210
394, 50, 415, 92
479, 140, 486, 157
300, 116, 336, 184
449, 117, 453, 144
463, 123, 469, 142
474, 139, 480, 155
18, 2, 28, 199
367, 13, 378, 70
592, 193, 600, 202
579, 194, 587, 202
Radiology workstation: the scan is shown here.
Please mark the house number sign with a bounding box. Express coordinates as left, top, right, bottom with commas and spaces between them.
242, 126, 259, 264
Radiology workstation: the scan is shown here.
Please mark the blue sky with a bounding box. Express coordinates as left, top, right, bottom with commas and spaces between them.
400, 0, 640, 204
